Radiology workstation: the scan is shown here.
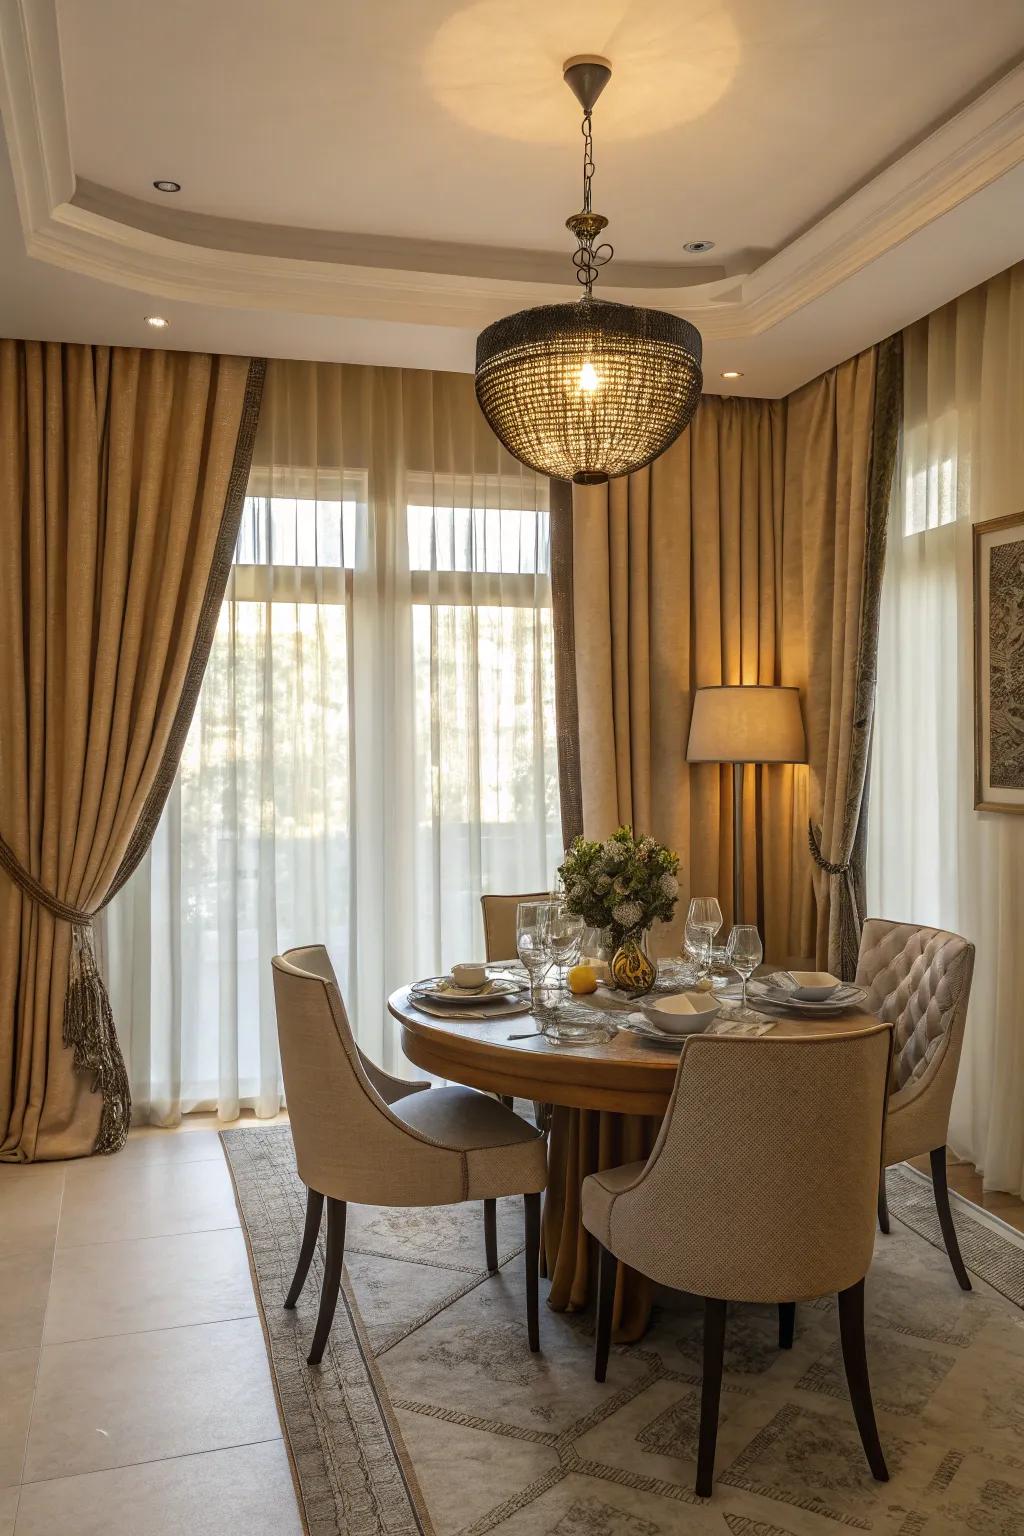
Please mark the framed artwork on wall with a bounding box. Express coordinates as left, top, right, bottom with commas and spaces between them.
974, 510, 1024, 814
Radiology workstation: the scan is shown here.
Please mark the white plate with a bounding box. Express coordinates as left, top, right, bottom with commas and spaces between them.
746, 979, 868, 1013
411, 976, 526, 1005
619, 1017, 690, 1048
410, 994, 531, 1021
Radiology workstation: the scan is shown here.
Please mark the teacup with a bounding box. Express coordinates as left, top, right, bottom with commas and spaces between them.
451, 962, 488, 991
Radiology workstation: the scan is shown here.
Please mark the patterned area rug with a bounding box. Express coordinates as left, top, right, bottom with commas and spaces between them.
222, 1127, 1024, 1536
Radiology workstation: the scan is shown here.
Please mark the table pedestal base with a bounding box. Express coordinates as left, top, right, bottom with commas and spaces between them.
541, 1105, 662, 1342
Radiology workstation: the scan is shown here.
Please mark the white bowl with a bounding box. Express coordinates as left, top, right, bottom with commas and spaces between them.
638, 992, 721, 1036
786, 970, 842, 1002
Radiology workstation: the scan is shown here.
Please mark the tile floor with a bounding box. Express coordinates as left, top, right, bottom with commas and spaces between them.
2, 1116, 1022, 1536
0, 1118, 303, 1536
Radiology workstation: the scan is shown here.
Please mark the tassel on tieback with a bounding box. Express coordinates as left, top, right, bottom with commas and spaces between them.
64, 923, 131, 1154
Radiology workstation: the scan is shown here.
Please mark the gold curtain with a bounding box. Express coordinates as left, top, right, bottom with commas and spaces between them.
569, 394, 805, 957
0, 341, 264, 1162
786, 338, 901, 974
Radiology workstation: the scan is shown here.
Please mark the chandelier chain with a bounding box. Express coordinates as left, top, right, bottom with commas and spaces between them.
582, 110, 594, 214
571, 107, 614, 297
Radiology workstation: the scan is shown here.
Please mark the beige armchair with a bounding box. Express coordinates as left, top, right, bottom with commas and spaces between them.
272, 946, 547, 1364
480, 892, 549, 962
856, 918, 976, 1290
581, 1026, 894, 1498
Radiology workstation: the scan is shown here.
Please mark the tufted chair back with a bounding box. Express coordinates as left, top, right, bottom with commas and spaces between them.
855, 919, 974, 1095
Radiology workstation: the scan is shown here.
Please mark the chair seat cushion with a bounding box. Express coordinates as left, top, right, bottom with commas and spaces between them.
393, 1085, 539, 1148
581, 1160, 647, 1249
392, 1086, 548, 1199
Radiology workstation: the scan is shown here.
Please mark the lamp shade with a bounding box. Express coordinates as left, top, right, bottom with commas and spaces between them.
686, 685, 807, 764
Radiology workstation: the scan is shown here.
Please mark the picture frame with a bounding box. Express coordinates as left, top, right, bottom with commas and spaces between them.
973, 510, 1024, 814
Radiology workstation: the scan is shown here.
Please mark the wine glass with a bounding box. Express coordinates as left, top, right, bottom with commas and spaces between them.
684, 897, 723, 982
687, 897, 723, 945
547, 902, 585, 988
727, 924, 763, 1018
516, 901, 553, 1011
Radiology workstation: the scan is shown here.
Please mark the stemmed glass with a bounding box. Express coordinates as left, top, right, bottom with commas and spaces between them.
684, 897, 723, 982
516, 901, 553, 1012
727, 924, 763, 1019
547, 902, 585, 988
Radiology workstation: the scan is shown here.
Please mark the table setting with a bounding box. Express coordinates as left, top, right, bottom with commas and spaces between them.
405, 827, 869, 1048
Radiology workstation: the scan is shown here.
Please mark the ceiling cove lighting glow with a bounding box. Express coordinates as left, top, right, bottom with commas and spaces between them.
474, 56, 702, 486
145, 315, 169, 328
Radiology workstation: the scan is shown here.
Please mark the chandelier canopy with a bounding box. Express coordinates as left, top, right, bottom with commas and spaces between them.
474, 57, 703, 486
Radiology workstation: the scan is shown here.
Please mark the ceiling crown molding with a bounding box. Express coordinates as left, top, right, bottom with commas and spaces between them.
2, 0, 1024, 341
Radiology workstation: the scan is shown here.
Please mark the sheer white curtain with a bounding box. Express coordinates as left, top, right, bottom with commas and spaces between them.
101, 363, 561, 1122
868, 267, 1024, 1194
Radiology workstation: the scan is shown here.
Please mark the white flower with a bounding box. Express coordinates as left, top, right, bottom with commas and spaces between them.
660, 873, 679, 898
612, 899, 644, 930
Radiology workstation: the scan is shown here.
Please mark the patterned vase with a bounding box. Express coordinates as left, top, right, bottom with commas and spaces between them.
610, 928, 657, 997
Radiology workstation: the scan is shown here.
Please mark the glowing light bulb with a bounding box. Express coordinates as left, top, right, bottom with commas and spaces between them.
578, 362, 600, 392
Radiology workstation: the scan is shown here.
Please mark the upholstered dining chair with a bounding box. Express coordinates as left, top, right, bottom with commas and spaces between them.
581, 1026, 894, 1499
856, 918, 976, 1289
480, 891, 549, 963
272, 945, 547, 1364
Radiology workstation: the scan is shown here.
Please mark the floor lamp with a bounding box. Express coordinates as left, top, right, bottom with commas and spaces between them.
686, 686, 807, 925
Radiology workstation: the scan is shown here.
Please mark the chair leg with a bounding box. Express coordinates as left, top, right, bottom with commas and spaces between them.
307, 1196, 346, 1366
877, 1172, 890, 1234
930, 1145, 972, 1291
594, 1243, 618, 1382
696, 1299, 727, 1498
284, 1187, 324, 1309
524, 1192, 541, 1353
483, 1198, 499, 1272
837, 1280, 888, 1482
778, 1301, 796, 1350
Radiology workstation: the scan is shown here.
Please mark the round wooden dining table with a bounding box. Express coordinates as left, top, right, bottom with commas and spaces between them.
388, 985, 882, 1340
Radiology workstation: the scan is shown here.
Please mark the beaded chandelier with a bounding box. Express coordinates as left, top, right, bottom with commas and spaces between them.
475, 57, 703, 486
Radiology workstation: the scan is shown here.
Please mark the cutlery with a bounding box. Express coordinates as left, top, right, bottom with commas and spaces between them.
507, 1030, 543, 1040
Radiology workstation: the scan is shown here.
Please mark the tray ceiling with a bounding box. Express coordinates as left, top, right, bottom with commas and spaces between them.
1, 0, 1024, 394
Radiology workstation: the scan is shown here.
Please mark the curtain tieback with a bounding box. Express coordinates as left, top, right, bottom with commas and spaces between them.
0, 831, 130, 1154
0, 832, 96, 925
807, 821, 852, 877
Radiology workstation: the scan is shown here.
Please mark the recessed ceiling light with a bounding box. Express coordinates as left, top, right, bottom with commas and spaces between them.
721, 369, 743, 379
145, 315, 169, 328
152, 179, 181, 193
684, 239, 715, 253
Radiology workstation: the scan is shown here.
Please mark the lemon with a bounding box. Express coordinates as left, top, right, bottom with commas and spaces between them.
567, 964, 598, 996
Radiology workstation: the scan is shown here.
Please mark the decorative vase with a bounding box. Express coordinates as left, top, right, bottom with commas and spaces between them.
610, 928, 657, 997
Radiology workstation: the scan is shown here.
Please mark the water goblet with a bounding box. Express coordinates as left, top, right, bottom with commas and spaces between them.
516, 901, 553, 1012
727, 924, 763, 1019
547, 902, 585, 988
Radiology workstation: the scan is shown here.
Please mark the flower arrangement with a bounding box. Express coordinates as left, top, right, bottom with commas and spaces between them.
557, 826, 680, 946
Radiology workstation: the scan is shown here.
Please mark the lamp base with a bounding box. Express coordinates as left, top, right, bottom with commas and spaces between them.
732, 761, 744, 926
